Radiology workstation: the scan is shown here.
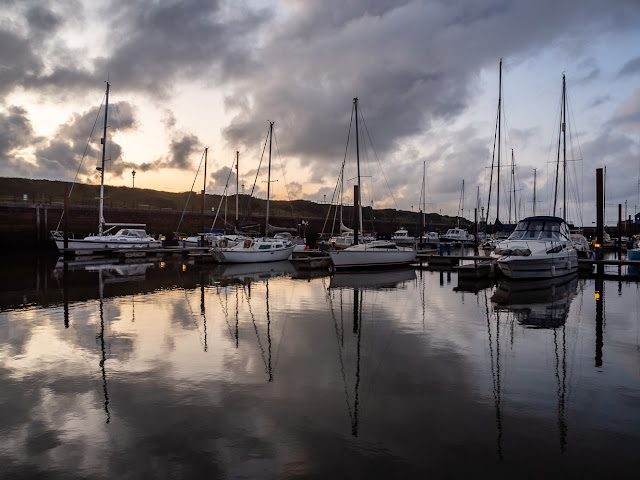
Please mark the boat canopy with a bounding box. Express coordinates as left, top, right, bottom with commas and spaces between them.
508, 216, 571, 241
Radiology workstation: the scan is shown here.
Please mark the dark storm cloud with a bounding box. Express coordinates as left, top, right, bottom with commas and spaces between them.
25, 4, 61, 37
221, 0, 639, 195
94, 0, 271, 97
618, 56, 640, 77
8, 101, 137, 181
1, 0, 269, 99
0, 0, 267, 176
0, 106, 43, 177
164, 134, 201, 170
0, 30, 44, 98
0, 106, 38, 158
210, 166, 237, 193
138, 133, 203, 174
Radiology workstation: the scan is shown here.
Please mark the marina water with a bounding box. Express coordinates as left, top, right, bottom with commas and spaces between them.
1, 254, 639, 478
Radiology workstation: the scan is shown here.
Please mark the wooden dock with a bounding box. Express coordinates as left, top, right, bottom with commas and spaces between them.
61, 245, 211, 261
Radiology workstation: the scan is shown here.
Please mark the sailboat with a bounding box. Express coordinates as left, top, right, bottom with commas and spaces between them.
329, 98, 416, 270
440, 180, 474, 245
492, 74, 578, 279
211, 122, 294, 263
326, 158, 376, 249
51, 81, 160, 251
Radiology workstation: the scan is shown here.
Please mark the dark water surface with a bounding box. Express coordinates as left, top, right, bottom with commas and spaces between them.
1, 255, 639, 478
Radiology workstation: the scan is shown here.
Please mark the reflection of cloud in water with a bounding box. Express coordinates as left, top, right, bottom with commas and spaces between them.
2, 263, 640, 476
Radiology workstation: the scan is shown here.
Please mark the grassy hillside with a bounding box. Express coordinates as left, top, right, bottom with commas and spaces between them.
0, 176, 463, 228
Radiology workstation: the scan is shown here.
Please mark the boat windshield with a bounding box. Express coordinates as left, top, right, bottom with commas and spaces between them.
508, 219, 567, 241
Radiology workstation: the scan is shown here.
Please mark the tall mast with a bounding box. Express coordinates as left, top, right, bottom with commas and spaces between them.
340, 162, 344, 227
562, 74, 567, 220
509, 148, 516, 223
203, 147, 208, 236
553, 74, 567, 218
354, 98, 363, 238
265, 121, 274, 235
235, 151, 239, 223
422, 160, 426, 227
203, 147, 208, 195
533, 168, 537, 216
98, 81, 110, 235
496, 58, 502, 224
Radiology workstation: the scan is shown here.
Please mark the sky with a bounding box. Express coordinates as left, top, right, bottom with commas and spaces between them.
1, 0, 640, 226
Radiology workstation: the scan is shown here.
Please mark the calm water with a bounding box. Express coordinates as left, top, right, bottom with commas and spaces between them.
1, 254, 640, 478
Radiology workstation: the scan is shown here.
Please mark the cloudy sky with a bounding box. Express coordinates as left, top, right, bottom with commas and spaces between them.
1, 0, 639, 225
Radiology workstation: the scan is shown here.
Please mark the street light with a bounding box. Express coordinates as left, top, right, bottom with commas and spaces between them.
132, 170, 136, 208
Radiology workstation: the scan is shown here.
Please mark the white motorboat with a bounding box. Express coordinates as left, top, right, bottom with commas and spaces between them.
440, 227, 474, 244
53, 227, 160, 251
51, 81, 159, 252
571, 233, 595, 260
391, 228, 415, 246
274, 232, 307, 252
330, 230, 376, 249
419, 231, 440, 248
491, 216, 578, 279
180, 232, 245, 248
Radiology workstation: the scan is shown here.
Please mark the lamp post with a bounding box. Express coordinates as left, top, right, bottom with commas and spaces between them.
132, 170, 136, 208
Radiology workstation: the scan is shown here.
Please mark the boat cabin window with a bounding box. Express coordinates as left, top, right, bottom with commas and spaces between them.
258, 244, 272, 250
509, 219, 567, 240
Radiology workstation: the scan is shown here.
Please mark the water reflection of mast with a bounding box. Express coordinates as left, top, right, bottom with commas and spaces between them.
63, 261, 69, 328
235, 287, 239, 348
245, 281, 273, 382
267, 281, 273, 382
325, 283, 362, 436
484, 289, 503, 460
553, 323, 568, 453
595, 277, 604, 367
97, 270, 111, 424
352, 287, 362, 437
200, 285, 208, 352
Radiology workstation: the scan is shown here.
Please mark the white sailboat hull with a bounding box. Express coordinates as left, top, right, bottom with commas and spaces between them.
329, 242, 416, 270
54, 235, 160, 251
497, 252, 578, 279
212, 245, 294, 263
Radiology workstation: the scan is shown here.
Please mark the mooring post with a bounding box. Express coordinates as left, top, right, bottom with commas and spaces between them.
44, 205, 48, 250
595, 276, 604, 367
201, 189, 205, 247
596, 168, 604, 274
36, 204, 41, 249
618, 204, 622, 259
64, 183, 69, 250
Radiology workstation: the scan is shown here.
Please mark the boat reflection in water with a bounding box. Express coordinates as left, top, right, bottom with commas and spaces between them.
326, 268, 416, 437
210, 260, 296, 286
328, 268, 416, 290
211, 261, 294, 383
491, 273, 579, 328
487, 272, 580, 457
